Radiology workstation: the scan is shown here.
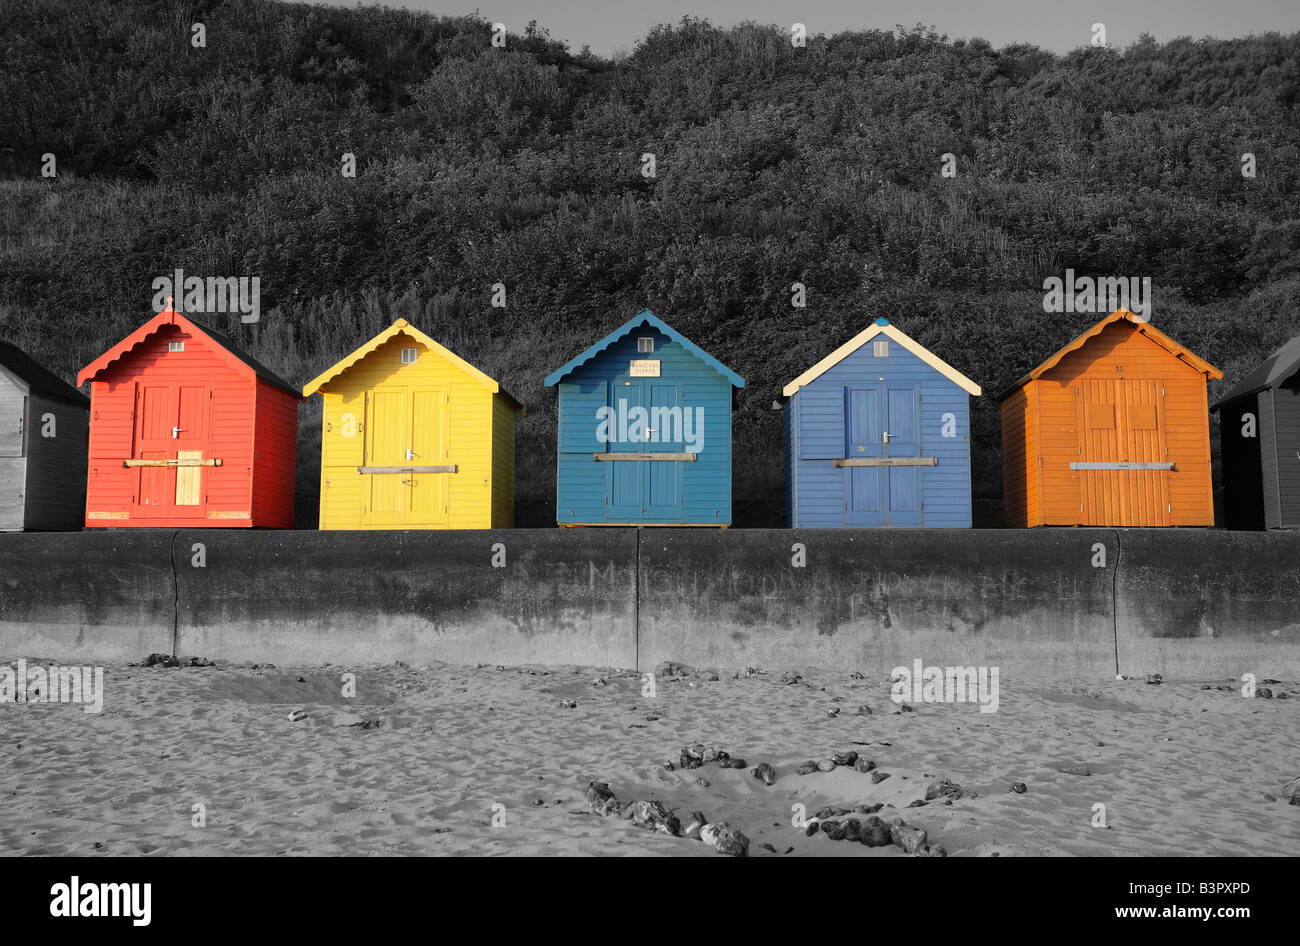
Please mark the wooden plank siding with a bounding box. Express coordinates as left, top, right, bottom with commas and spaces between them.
0, 373, 26, 531
249, 381, 298, 528
999, 386, 1036, 528
1271, 387, 1300, 527
22, 392, 88, 530
490, 391, 517, 527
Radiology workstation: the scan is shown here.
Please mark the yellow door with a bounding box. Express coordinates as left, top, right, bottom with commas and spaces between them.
407, 388, 448, 526
363, 389, 407, 526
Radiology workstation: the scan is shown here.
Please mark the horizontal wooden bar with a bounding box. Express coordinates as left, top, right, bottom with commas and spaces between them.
1070, 462, 1175, 471
357, 465, 458, 474
123, 458, 222, 468
593, 453, 697, 462
833, 457, 937, 467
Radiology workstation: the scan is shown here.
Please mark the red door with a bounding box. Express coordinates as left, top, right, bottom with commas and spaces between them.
132, 383, 210, 519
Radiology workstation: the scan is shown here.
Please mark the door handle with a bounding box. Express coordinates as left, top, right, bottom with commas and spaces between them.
172, 427, 184, 439
882, 431, 891, 444
406, 448, 417, 461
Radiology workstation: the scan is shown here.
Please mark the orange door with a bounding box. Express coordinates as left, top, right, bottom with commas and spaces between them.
1075, 379, 1170, 526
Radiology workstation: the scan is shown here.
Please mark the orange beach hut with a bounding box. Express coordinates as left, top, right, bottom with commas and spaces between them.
999, 309, 1221, 527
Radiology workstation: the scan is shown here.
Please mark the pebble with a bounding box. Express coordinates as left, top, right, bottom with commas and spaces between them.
795, 760, 820, 776
871, 771, 891, 784
827, 707, 841, 717
584, 781, 623, 816
623, 799, 681, 836
860, 818, 892, 847
857, 705, 873, 716
1010, 782, 1028, 794
1257, 687, 1274, 699
751, 763, 777, 785
817, 759, 838, 773
1058, 764, 1092, 776
560, 699, 577, 709
925, 777, 976, 801
890, 822, 929, 855
682, 811, 708, 840
287, 710, 308, 722
700, 821, 749, 857
1145, 673, 1163, 685
832, 751, 859, 767
855, 758, 877, 773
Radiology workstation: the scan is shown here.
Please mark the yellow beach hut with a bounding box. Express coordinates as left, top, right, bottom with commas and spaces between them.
303, 319, 523, 529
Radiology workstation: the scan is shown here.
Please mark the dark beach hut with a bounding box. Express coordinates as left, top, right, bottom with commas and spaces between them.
1212, 334, 1300, 529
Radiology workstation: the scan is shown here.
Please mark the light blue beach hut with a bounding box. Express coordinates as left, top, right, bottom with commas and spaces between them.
544, 310, 744, 526
782, 318, 981, 528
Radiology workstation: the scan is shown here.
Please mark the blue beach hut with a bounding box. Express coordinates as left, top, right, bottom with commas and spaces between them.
781, 318, 981, 528
544, 310, 744, 526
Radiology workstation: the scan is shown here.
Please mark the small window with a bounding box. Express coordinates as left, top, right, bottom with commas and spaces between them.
637, 337, 654, 354
400, 348, 418, 364
168, 341, 185, 352
872, 340, 889, 357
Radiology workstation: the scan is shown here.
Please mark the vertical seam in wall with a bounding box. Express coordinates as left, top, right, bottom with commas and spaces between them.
634, 527, 641, 672
170, 529, 181, 658
1111, 528, 1122, 678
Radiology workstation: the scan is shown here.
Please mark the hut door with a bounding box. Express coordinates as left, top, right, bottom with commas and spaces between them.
845, 385, 885, 526
884, 385, 923, 526
363, 390, 407, 526
644, 382, 682, 516
1076, 379, 1170, 526
603, 380, 683, 521
844, 384, 923, 526
406, 388, 448, 526
132, 382, 210, 519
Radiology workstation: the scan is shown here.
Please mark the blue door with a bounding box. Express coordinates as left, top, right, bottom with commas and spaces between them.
844, 384, 922, 526
604, 380, 683, 521
645, 381, 682, 517
846, 386, 885, 526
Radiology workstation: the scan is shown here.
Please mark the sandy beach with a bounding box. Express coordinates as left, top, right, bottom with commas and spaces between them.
1, 658, 1295, 856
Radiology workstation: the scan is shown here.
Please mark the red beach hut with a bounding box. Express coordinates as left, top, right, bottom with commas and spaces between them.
77, 304, 298, 528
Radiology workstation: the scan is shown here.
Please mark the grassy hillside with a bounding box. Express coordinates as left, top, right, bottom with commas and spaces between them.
3, 0, 1299, 525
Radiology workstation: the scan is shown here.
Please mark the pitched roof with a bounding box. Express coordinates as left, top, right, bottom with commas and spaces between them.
544, 309, 744, 388
1210, 334, 1300, 410
0, 339, 88, 404
301, 318, 524, 411
76, 306, 298, 395
782, 318, 981, 397
997, 308, 1222, 401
